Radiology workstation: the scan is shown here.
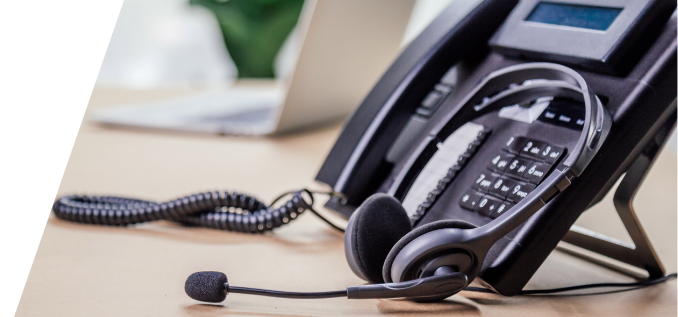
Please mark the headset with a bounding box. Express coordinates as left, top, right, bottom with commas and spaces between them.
53, 62, 676, 304
51, 0, 678, 305
179, 63, 667, 303
344, 63, 610, 294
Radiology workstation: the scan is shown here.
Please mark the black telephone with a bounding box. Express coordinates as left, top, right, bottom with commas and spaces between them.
53, 0, 678, 304
317, 0, 677, 295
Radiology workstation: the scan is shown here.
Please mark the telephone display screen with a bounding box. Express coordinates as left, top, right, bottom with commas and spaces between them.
526, 2, 622, 31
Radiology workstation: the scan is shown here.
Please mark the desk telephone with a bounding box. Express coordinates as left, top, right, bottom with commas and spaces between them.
316, 0, 676, 296
54, 0, 677, 304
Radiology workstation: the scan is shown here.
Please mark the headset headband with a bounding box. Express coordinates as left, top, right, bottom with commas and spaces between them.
390, 63, 612, 283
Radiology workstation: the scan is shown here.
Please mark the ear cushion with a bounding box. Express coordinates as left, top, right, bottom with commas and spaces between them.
382, 219, 477, 283
345, 194, 412, 283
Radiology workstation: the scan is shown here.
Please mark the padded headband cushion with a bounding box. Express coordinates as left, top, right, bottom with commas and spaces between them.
382, 219, 477, 283
347, 194, 412, 283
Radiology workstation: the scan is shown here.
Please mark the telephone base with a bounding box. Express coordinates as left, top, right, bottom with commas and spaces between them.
561, 105, 676, 280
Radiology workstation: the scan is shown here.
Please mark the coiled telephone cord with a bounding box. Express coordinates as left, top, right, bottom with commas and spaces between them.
52, 189, 345, 233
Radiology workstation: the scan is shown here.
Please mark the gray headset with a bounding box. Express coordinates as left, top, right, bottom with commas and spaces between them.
345, 63, 612, 300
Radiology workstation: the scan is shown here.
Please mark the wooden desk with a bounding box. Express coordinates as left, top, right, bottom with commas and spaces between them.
16, 87, 677, 316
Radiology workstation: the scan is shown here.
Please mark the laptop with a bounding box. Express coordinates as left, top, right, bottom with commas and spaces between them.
90, 0, 416, 135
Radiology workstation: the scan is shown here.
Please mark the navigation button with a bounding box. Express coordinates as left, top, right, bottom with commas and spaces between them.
490, 201, 514, 219
540, 145, 565, 164
459, 190, 484, 210
476, 196, 503, 217
487, 152, 514, 173
472, 172, 497, 192
506, 183, 536, 203
523, 162, 552, 184
504, 157, 532, 179
489, 177, 516, 199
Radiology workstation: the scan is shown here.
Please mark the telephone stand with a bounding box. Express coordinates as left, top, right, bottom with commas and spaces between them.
561, 107, 676, 280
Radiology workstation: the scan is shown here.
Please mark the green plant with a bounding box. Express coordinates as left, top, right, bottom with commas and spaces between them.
191, 0, 305, 78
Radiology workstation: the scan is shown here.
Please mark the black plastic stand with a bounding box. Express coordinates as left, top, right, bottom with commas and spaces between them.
561, 107, 676, 279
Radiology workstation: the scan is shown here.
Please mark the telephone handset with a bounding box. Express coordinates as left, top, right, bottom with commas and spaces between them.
318, 0, 677, 295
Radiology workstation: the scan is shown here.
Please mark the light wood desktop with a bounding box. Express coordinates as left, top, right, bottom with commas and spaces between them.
16, 87, 677, 316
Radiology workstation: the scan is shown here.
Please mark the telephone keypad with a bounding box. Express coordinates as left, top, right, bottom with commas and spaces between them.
523, 162, 552, 184
504, 136, 526, 154
491, 201, 514, 219
459, 190, 483, 210
539, 144, 564, 164
506, 183, 536, 203
459, 135, 565, 218
489, 177, 517, 198
504, 157, 532, 179
472, 172, 497, 192
476, 196, 503, 217
520, 140, 549, 159
487, 152, 514, 173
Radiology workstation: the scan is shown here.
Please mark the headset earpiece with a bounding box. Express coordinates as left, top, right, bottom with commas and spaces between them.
344, 194, 412, 283
382, 220, 477, 283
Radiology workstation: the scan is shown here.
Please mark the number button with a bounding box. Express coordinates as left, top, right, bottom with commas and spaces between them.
523, 162, 552, 184
504, 157, 532, 179
506, 183, 536, 203
489, 177, 517, 199
491, 201, 514, 219
472, 172, 497, 193
459, 190, 484, 210
487, 152, 515, 173
521, 140, 549, 159
476, 196, 503, 217
540, 145, 565, 164
504, 136, 527, 154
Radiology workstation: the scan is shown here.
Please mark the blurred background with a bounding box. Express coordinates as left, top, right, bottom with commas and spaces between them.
96, 0, 454, 88
2, 0, 676, 266
2, 0, 460, 245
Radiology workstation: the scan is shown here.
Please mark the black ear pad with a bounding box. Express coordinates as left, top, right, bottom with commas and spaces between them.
382, 219, 477, 283
345, 194, 412, 283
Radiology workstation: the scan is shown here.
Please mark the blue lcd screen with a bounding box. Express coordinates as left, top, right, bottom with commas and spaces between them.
526, 2, 622, 31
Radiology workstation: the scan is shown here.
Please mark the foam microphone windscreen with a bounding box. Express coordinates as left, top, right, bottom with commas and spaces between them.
185, 271, 228, 303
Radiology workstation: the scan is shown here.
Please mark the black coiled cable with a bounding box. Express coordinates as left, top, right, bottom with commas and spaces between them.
52, 189, 343, 233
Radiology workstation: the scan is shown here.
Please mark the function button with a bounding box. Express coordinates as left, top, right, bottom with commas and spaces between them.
521, 140, 549, 159
466, 140, 481, 153
472, 172, 497, 193
476, 196, 503, 217
421, 91, 443, 110
537, 99, 586, 131
523, 162, 553, 184
490, 201, 514, 219
417, 85, 453, 117
540, 144, 565, 164
504, 157, 533, 179
487, 152, 515, 173
506, 183, 536, 203
443, 165, 462, 182
504, 136, 527, 154
434, 83, 453, 94
476, 128, 492, 141
459, 190, 484, 210
489, 177, 517, 199
457, 153, 472, 166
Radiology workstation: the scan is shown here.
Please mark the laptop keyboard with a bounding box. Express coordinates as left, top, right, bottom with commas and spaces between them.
205, 108, 275, 124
